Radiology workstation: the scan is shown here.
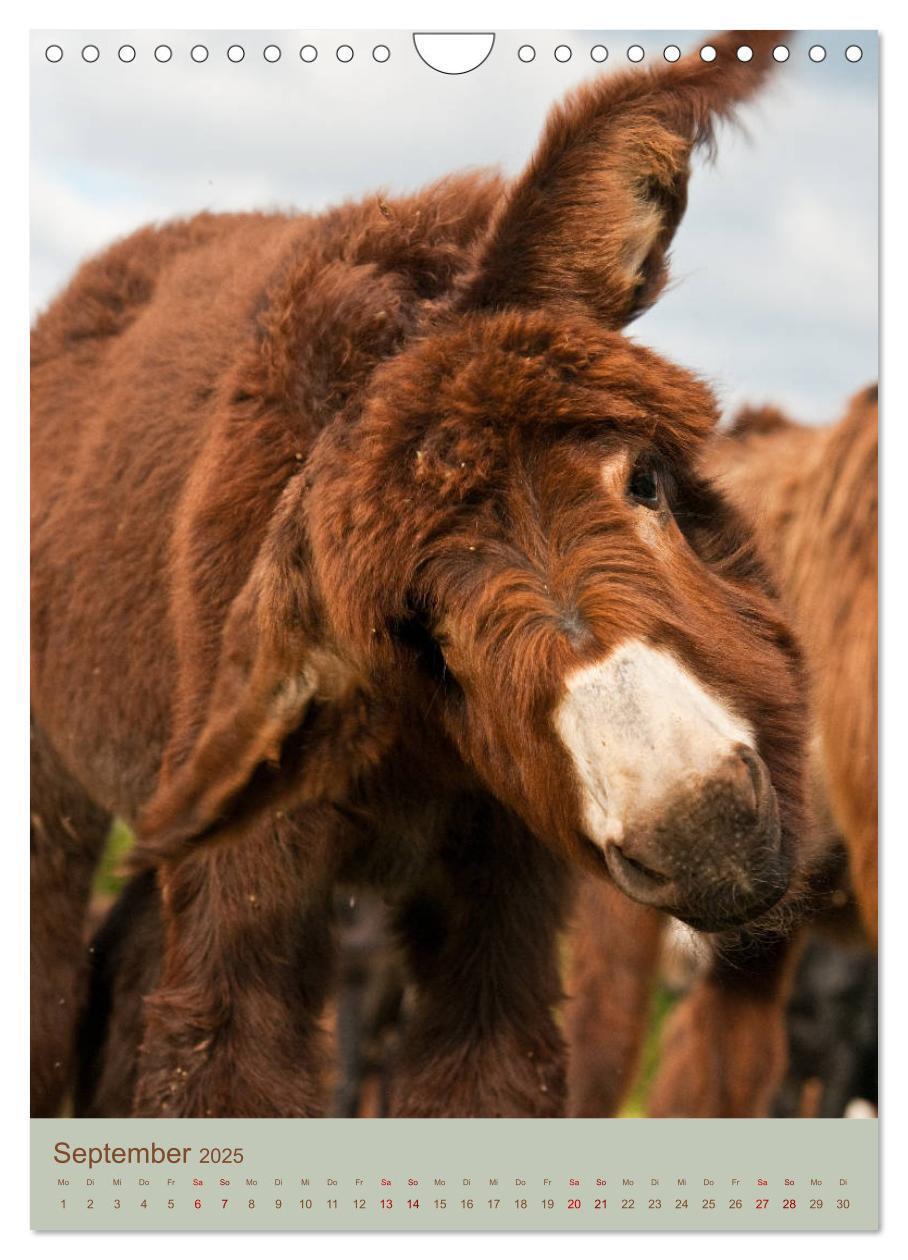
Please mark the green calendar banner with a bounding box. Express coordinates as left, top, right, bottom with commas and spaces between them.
31, 1119, 878, 1231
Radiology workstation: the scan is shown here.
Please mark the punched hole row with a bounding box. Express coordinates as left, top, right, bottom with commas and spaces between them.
519, 43, 863, 64
44, 43, 392, 64
46, 42, 865, 66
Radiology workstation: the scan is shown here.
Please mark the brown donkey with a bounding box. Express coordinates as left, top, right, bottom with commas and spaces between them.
32, 31, 807, 1119
567, 386, 878, 1118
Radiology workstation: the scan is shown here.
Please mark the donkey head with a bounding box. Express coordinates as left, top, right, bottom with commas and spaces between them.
307, 309, 804, 932
141, 32, 806, 933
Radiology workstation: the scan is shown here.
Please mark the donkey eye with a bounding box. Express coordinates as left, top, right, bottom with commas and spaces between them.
628, 464, 660, 508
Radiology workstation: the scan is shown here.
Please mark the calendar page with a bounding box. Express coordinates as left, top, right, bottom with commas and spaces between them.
29, 26, 879, 1234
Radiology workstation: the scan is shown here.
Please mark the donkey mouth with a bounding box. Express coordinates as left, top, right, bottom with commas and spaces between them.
669, 878, 790, 933
659, 869, 789, 934
601, 839, 790, 932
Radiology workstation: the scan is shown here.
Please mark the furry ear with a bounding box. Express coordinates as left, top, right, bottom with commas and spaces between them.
727, 404, 795, 440
137, 476, 340, 863
463, 30, 785, 327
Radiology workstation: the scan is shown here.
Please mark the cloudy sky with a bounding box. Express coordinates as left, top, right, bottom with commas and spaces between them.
31, 29, 877, 424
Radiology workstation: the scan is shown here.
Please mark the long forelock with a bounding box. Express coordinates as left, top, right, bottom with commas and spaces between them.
317, 307, 722, 655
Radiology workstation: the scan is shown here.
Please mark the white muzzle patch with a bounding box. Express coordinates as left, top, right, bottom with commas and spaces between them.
555, 640, 755, 848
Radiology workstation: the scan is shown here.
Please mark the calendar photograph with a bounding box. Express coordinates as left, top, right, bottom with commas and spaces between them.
29, 24, 879, 1232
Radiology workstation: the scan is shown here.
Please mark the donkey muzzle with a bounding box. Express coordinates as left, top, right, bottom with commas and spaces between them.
603, 745, 789, 931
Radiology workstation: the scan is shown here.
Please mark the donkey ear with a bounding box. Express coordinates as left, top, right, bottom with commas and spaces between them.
463, 30, 785, 327
137, 477, 335, 863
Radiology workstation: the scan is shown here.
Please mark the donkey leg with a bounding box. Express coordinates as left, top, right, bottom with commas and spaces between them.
647, 931, 804, 1118
565, 881, 665, 1116
31, 719, 112, 1116
387, 809, 569, 1118
75, 871, 163, 1117
133, 814, 336, 1118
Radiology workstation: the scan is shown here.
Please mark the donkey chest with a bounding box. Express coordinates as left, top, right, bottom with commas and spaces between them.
334, 776, 479, 894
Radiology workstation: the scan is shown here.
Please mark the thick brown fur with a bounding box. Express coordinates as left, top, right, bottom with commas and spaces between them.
566, 387, 878, 1117
32, 32, 807, 1119
712, 388, 878, 943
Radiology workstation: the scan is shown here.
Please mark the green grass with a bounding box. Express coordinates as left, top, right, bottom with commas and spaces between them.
620, 984, 677, 1117
93, 817, 135, 898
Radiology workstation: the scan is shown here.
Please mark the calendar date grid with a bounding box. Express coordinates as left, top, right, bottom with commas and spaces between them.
53, 1169, 858, 1220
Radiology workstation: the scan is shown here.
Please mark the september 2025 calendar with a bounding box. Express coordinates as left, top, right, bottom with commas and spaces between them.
34, 1121, 876, 1230
30, 26, 879, 1235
